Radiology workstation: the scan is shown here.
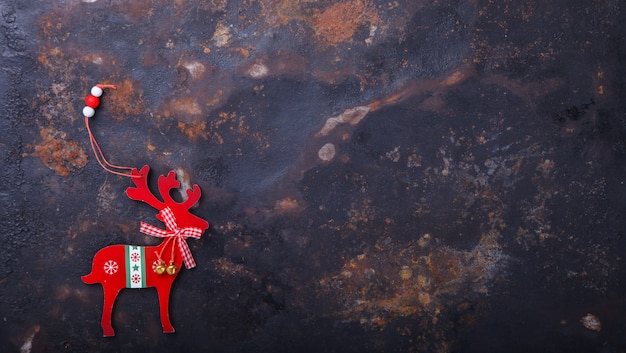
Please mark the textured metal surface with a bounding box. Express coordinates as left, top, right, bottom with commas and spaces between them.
2, 0, 626, 351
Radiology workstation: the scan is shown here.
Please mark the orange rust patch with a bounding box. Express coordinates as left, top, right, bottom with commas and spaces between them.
166, 97, 203, 117
425, 249, 461, 286
317, 227, 506, 329
257, 0, 305, 27
213, 258, 258, 278
205, 111, 269, 148
102, 78, 145, 121
346, 197, 376, 228
230, 47, 251, 58
38, 12, 70, 43
178, 120, 208, 141
206, 89, 226, 109
274, 197, 302, 213
440, 67, 474, 87
33, 127, 88, 177
159, 71, 231, 122
311, 0, 379, 47
37, 46, 76, 79
311, 67, 355, 84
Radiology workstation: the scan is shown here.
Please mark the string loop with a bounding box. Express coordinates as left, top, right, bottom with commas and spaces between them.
83, 84, 140, 178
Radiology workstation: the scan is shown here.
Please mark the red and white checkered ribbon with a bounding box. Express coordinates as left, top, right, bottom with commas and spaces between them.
139, 207, 202, 269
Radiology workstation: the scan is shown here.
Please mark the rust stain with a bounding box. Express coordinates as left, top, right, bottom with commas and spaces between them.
205, 89, 227, 108
32, 127, 88, 177
200, 111, 269, 148
37, 46, 76, 80
316, 65, 476, 138
257, 0, 307, 27
37, 11, 72, 44
310, 0, 380, 47
274, 197, 302, 214
346, 198, 376, 229
257, 0, 381, 47
318, 248, 430, 329
230, 47, 252, 58
317, 203, 507, 330
213, 257, 259, 279
102, 78, 145, 121
160, 67, 234, 126
211, 22, 231, 47
177, 120, 208, 141
323, 245, 493, 326
167, 96, 203, 116
311, 68, 357, 84
317, 106, 370, 137
240, 52, 309, 79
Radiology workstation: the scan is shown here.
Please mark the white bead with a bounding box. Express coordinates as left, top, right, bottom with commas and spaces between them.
91, 86, 103, 97
83, 106, 96, 117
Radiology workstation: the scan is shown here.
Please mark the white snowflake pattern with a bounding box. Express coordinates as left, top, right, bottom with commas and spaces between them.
131, 273, 141, 284
103, 260, 118, 275
130, 252, 141, 262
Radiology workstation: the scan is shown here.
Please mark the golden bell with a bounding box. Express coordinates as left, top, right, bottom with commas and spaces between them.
154, 265, 166, 275
166, 265, 177, 275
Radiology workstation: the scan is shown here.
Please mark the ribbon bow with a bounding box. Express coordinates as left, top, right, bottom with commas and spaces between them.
139, 207, 203, 269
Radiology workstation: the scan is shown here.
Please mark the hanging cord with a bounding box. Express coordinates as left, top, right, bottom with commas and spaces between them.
83, 84, 140, 178
154, 236, 176, 265
170, 237, 177, 266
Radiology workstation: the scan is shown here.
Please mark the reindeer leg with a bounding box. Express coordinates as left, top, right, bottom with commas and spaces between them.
156, 281, 175, 333
101, 286, 122, 337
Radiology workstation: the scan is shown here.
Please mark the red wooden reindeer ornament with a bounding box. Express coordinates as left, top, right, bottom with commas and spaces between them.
80, 84, 209, 337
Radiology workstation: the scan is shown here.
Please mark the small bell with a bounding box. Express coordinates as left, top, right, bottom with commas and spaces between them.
166, 264, 177, 275
154, 264, 166, 275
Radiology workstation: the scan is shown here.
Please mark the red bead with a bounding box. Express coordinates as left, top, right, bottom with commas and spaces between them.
85, 95, 100, 109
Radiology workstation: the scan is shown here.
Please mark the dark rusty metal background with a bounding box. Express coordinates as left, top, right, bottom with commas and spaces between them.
2, 0, 626, 351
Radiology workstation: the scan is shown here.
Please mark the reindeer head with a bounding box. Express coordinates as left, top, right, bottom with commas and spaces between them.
125, 165, 210, 232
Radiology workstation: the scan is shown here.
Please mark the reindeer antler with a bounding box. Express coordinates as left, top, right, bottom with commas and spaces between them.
157, 171, 182, 205
183, 185, 202, 209
126, 165, 165, 210
125, 165, 209, 231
